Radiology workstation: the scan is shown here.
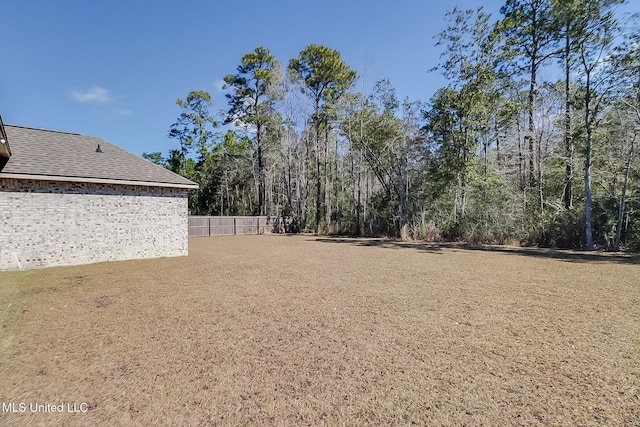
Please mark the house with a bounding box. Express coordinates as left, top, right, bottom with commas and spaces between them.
0, 117, 198, 270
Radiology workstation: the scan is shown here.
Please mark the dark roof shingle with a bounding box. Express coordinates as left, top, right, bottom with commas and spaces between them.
0, 125, 197, 188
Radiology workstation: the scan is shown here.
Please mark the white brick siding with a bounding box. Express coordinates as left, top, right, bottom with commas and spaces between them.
0, 178, 189, 270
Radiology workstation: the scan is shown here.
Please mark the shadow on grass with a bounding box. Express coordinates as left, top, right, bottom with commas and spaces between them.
312, 237, 445, 254
311, 237, 640, 265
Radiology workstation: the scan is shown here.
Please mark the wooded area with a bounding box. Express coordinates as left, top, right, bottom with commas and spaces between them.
144, 0, 640, 251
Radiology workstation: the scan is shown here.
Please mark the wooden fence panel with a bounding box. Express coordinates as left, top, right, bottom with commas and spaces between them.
188, 217, 210, 237
188, 216, 293, 237
235, 216, 258, 235
258, 217, 270, 235
209, 217, 235, 236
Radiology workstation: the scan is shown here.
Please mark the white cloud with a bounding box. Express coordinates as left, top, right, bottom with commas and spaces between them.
70, 87, 112, 104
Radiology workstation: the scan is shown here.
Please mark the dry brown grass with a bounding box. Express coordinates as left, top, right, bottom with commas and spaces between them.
1, 235, 639, 426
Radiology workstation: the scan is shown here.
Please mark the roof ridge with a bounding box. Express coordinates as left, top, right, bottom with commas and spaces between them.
5, 124, 81, 136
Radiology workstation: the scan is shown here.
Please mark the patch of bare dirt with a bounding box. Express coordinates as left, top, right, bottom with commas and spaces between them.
0, 236, 639, 425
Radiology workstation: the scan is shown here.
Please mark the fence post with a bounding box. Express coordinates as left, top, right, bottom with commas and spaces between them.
233, 217, 237, 235
207, 216, 211, 237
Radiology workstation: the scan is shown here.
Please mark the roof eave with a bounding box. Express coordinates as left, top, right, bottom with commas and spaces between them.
0, 115, 11, 172
0, 173, 199, 189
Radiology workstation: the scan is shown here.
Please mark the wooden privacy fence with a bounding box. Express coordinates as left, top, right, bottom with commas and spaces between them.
188, 216, 293, 237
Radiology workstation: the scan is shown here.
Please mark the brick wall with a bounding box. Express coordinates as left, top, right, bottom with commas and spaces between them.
0, 178, 189, 270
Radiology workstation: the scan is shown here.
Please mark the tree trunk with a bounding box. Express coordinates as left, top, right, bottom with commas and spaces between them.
315, 115, 322, 234
250, 150, 259, 215
528, 60, 538, 188
257, 122, 265, 216
563, 31, 574, 209
614, 134, 635, 250
517, 120, 526, 191
538, 133, 544, 212
303, 128, 310, 228
365, 172, 370, 235
334, 136, 340, 229
585, 134, 594, 250
483, 138, 488, 177
324, 124, 331, 231
397, 144, 409, 239
296, 148, 303, 227
584, 88, 594, 250
285, 148, 293, 215
356, 150, 362, 236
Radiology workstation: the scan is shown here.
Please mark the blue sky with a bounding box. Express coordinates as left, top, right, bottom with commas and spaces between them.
1, 1, 636, 157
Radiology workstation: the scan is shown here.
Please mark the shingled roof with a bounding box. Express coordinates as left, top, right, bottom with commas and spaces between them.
0, 125, 198, 189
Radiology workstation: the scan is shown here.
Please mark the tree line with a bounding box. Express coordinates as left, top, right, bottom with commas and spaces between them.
144, 0, 640, 251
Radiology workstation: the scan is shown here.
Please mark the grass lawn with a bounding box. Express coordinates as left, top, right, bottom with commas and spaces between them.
1, 235, 639, 426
